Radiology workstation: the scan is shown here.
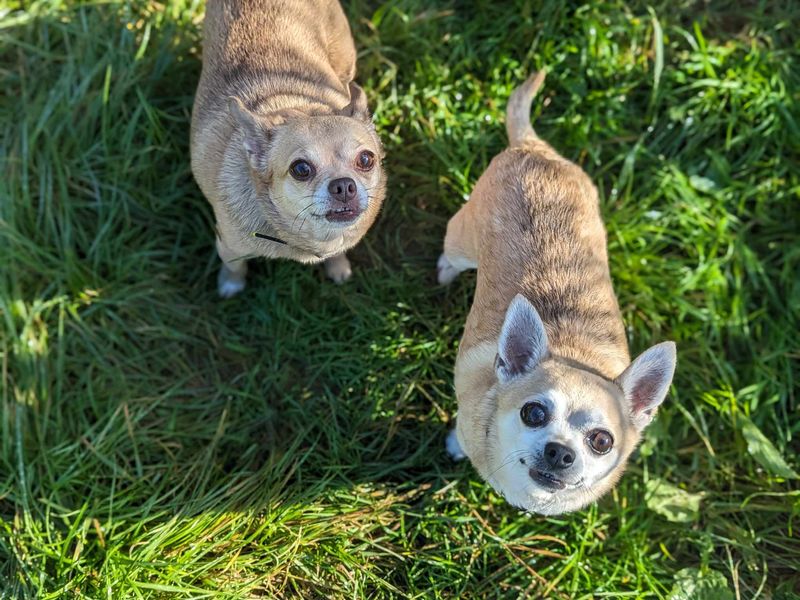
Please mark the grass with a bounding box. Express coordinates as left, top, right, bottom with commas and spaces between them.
1, 0, 798, 597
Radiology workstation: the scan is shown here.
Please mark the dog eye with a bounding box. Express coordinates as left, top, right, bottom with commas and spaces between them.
520, 402, 548, 428
356, 150, 375, 171
289, 160, 315, 181
587, 430, 614, 455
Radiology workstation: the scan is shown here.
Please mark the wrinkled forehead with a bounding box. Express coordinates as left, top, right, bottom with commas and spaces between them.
273, 116, 378, 162
501, 361, 629, 429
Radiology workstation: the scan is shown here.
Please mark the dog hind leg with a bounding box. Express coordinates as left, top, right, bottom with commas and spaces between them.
438, 201, 480, 285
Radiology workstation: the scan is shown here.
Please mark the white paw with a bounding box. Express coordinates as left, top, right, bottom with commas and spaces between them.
325, 255, 352, 284
437, 253, 460, 285
218, 278, 246, 298
446, 428, 466, 461
218, 268, 246, 298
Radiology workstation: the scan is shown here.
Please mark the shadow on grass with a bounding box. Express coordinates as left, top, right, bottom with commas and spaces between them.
0, 3, 492, 595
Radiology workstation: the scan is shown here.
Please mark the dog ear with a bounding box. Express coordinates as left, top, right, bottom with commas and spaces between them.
496, 294, 549, 384
339, 82, 370, 121
616, 342, 676, 431
228, 97, 298, 172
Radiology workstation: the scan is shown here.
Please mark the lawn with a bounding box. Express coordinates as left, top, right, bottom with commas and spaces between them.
1, 0, 799, 597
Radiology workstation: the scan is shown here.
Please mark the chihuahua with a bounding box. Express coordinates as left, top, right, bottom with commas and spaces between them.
191, 0, 386, 297
438, 71, 676, 515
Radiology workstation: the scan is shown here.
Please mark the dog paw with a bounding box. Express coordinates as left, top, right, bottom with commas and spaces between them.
325, 255, 352, 284
437, 253, 460, 285
219, 279, 245, 298
218, 267, 246, 299
446, 428, 466, 461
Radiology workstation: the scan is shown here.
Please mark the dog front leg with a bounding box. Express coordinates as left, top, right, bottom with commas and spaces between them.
216, 237, 248, 298
324, 252, 352, 284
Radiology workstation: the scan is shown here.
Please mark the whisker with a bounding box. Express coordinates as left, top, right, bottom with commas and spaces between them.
486, 450, 530, 479
291, 201, 317, 233
299, 203, 319, 233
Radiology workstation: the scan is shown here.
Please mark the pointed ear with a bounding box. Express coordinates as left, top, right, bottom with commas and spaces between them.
339, 82, 370, 121
616, 342, 676, 431
228, 97, 295, 172
495, 295, 549, 384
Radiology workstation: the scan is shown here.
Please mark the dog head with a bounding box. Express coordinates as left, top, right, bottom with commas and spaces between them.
227, 83, 386, 251
481, 294, 676, 515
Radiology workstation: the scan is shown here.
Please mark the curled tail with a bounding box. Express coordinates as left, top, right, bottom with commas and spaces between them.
506, 70, 546, 147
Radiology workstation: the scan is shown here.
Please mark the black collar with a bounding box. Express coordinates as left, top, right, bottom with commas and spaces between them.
252, 231, 288, 246
252, 231, 323, 259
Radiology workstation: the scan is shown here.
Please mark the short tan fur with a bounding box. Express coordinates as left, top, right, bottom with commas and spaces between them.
440, 71, 676, 515
191, 0, 387, 297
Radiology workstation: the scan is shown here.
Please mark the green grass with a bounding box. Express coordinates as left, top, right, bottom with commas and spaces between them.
1, 0, 798, 597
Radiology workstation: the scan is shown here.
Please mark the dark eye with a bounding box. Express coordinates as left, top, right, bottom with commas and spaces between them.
520, 402, 548, 428
356, 150, 375, 171
289, 160, 314, 181
587, 430, 614, 455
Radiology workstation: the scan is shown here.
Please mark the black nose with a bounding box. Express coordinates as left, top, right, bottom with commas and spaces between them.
544, 442, 575, 470
328, 177, 357, 203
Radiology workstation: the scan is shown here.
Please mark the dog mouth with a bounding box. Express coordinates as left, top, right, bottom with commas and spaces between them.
529, 468, 567, 491
324, 205, 361, 223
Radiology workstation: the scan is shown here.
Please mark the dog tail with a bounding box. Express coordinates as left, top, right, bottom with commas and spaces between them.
506, 70, 546, 147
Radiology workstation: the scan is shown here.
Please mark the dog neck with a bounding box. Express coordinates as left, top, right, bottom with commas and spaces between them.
459, 283, 630, 383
